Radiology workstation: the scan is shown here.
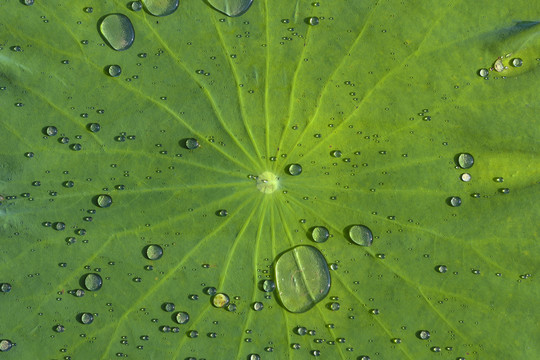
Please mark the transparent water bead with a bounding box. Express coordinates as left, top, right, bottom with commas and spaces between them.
308, 17, 320, 26
311, 226, 330, 243
457, 153, 474, 169
145, 244, 163, 260
207, 0, 253, 17
274, 245, 331, 313
130, 1, 143, 11
83, 273, 103, 291
184, 138, 199, 149
460, 173, 471, 182
97, 194, 112, 208
262, 279, 275, 292
46, 126, 58, 136
175, 311, 189, 324
348, 225, 373, 246
0, 339, 13, 352
418, 330, 430, 340
142, 0, 179, 16
99, 14, 135, 51
512, 58, 523, 67
80, 312, 94, 324
212, 293, 230, 308
449, 196, 462, 207
107, 65, 122, 77
478, 68, 489, 77
287, 163, 302, 176
257, 171, 279, 194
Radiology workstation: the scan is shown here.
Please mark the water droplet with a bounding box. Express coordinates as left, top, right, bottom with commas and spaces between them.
328, 302, 340, 311
54, 324, 65, 333
248, 354, 260, 360
494, 177, 504, 182
261, 279, 275, 292
457, 153, 474, 169
311, 226, 329, 243
107, 65, 122, 77
449, 196, 462, 207
500, 188, 510, 194
226, 303, 237, 312
142, 0, 179, 16
308, 16, 319, 26
54, 222, 66, 231
348, 225, 373, 246
99, 14, 135, 51
331, 150, 342, 158
63, 181, 74, 188
206, 0, 253, 17
212, 293, 230, 308
391, 338, 402, 344
274, 245, 331, 313
80, 312, 94, 324
511, 58, 523, 67
0, 339, 13, 352
88, 123, 101, 132
188, 330, 198, 338
431, 346, 441, 352
252, 302, 263, 311
45, 126, 58, 136
175, 311, 189, 324
97, 194, 112, 208
204, 286, 217, 295
130, 1, 143, 11
145, 244, 163, 260
287, 163, 302, 176
478, 68, 489, 77
23, 0, 34, 5
217, 209, 228, 217
75, 289, 85, 297
311, 350, 321, 356
460, 173, 471, 182
0, 283, 12, 293
83, 273, 103, 291
436, 265, 448, 273
418, 330, 430, 340
183, 138, 199, 149
493, 58, 504, 72
162, 302, 175, 312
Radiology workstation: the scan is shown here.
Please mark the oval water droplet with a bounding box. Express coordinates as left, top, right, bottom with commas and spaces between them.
207, 0, 253, 17
83, 273, 103, 291
449, 196, 462, 207
212, 293, 230, 308
311, 226, 329, 243
99, 14, 135, 51
348, 225, 373, 246
511, 58, 523, 67
261, 279, 275, 292
478, 68, 489, 77
97, 194, 112, 208
457, 153, 474, 169
175, 311, 189, 324
418, 330, 430, 340
274, 245, 331, 313
287, 163, 302, 176
145, 244, 163, 260
142, 0, 179, 16
80, 312, 94, 324
0, 339, 13, 352
107, 64, 122, 77
308, 16, 320, 26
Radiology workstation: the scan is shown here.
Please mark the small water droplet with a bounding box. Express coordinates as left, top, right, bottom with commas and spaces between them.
261, 279, 275, 292
188, 330, 198, 338
311, 226, 329, 243
478, 68, 489, 77
217, 209, 228, 217
449, 196, 462, 207
80, 312, 94, 324
0, 339, 13, 352
308, 16, 319, 26
418, 330, 430, 340
97, 194, 112, 208
287, 163, 302, 176
207, 0, 253, 17
436, 265, 448, 273
348, 225, 373, 246
141, 0, 179, 16
212, 293, 230, 308
328, 302, 340, 311
107, 65, 122, 77
460, 173, 471, 182
88, 123, 101, 132
500, 188, 510, 194
252, 302, 263, 311
83, 273, 103, 291
511, 58, 523, 67
183, 138, 199, 149
331, 150, 342, 158
130, 1, 143, 11
99, 14, 135, 51
45, 126, 58, 136
295, 326, 307, 335
162, 302, 175, 312
23, 0, 34, 5
175, 311, 189, 324
0, 283, 12, 293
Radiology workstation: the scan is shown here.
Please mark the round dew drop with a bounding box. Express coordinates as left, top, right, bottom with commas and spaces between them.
418, 330, 430, 340
0, 339, 13, 352
130, 1, 143, 11
175, 311, 190, 324
348, 225, 373, 246
311, 226, 330, 243
142, 0, 179, 17
449, 196, 462, 207
107, 65, 122, 77
287, 163, 302, 176
83, 273, 103, 291
184, 138, 199, 149
457, 153, 474, 169
478, 68, 489, 77
46, 126, 58, 136
99, 14, 135, 51
80, 312, 94, 324
262, 279, 276, 292
308, 16, 320, 25
97, 194, 112, 208
145, 244, 163, 260
212, 293, 230, 308
511, 58, 523, 67
252, 302, 264, 311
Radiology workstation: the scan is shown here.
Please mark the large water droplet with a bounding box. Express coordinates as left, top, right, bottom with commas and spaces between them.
99, 14, 135, 51
145, 244, 163, 260
83, 273, 103, 291
206, 0, 253, 17
97, 194, 112, 208
311, 226, 329, 243
0, 339, 13, 352
348, 225, 373, 246
142, 0, 179, 16
457, 153, 474, 169
274, 245, 331, 313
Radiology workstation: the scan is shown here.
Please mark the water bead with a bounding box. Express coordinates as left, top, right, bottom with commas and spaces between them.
274, 245, 331, 313
449, 196, 462, 207
212, 293, 230, 308
295, 326, 307, 335
511, 58, 523, 67
99, 14, 135, 51
83, 273, 103, 291
311, 226, 330, 243
80, 312, 94, 324
206, 0, 253, 17
130, 1, 143, 11
175, 311, 190, 324
252, 302, 264, 311
46, 126, 58, 136
262, 279, 276, 292
478, 68, 489, 77
141, 0, 179, 16
163, 302, 175, 312
436, 265, 448, 273
418, 330, 430, 340
457, 153, 474, 169
308, 17, 319, 26
107, 65, 122, 77
145, 244, 163, 260
0, 283, 12, 293
348, 225, 373, 246
460, 173, 471, 182
184, 138, 199, 149
97, 194, 112, 208
88, 123, 101, 132
287, 163, 302, 176
0, 339, 13, 352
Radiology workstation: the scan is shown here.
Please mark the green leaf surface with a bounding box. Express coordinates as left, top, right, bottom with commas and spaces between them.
1, 0, 539, 359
